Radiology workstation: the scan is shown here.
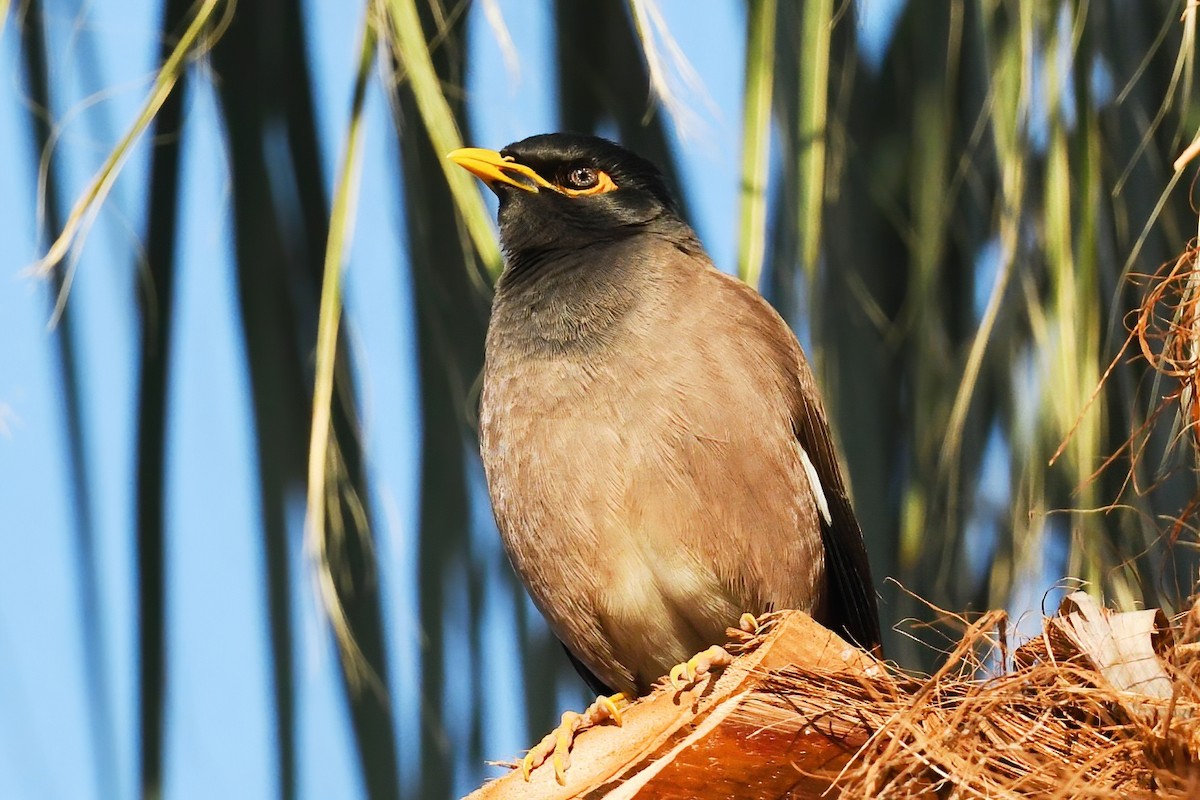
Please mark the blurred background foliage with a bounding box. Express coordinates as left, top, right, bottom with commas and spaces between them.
7, 0, 1200, 798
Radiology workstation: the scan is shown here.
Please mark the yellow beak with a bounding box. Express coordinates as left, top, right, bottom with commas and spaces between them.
447, 147, 555, 193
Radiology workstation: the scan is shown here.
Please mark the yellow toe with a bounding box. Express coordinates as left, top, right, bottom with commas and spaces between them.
552, 710, 580, 785
519, 693, 628, 783
552, 750, 568, 785
668, 645, 736, 690
597, 692, 628, 726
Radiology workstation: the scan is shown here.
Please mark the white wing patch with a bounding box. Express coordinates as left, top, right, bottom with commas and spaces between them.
799, 446, 832, 526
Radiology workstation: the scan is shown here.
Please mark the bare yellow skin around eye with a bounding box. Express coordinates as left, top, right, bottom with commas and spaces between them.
558, 171, 618, 197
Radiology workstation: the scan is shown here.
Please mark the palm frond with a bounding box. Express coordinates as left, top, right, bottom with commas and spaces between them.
30, 0, 229, 310
737, 0, 776, 288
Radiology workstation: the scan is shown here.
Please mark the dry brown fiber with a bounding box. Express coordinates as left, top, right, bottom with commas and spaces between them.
752, 603, 1200, 798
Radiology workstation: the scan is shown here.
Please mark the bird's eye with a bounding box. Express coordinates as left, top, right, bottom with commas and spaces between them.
558, 167, 618, 196
566, 167, 598, 189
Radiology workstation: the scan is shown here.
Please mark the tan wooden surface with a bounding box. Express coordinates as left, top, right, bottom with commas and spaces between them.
464, 611, 882, 799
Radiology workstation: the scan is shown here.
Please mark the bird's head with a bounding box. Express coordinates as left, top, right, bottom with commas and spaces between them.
448, 133, 681, 260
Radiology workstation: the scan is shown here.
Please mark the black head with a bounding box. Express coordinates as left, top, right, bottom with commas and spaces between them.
449, 133, 682, 260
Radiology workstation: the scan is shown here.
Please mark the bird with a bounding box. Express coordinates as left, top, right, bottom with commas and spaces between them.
448, 133, 881, 783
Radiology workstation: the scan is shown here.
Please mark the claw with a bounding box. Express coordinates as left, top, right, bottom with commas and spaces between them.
551, 714, 576, 783
520, 693, 631, 783
596, 691, 628, 726
668, 660, 691, 689
522, 710, 579, 783
668, 644, 735, 690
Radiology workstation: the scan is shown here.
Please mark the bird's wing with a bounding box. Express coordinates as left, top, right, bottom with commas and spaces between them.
714, 269, 882, 652
788, 353, 883, 652
563, 643, 615, 696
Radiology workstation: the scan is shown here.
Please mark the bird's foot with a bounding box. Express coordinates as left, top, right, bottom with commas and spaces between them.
521, 692, 629, 784
739, 612, 760, 634
667, 612, 782, 690
726, 610, 784, 646
667, 644, 736, 690
722, 613, 762, 647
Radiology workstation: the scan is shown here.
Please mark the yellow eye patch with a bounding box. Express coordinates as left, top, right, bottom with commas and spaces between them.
559, 170, 618, 196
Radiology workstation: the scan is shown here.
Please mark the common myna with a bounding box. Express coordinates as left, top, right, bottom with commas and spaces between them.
449, 133, 881, 782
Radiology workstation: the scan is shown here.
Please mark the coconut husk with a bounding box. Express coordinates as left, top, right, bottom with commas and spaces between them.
467, 594, 1200, 799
